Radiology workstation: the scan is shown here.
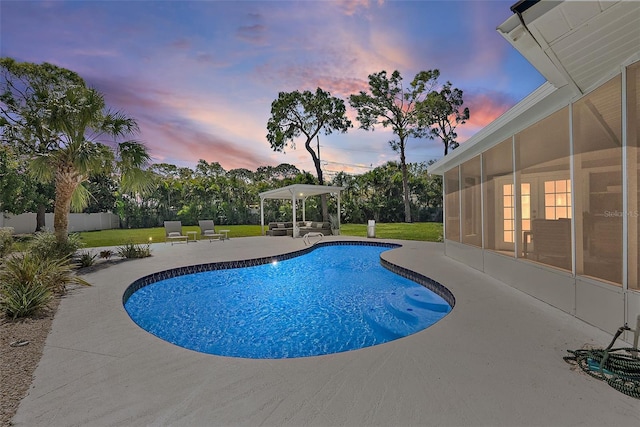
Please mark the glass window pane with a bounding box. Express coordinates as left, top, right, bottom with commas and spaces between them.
556, 207, 568, 219
504, 208, 513, 220
545, 194, 555, 206
545, 181, 555, 193
545, 207, 555, 219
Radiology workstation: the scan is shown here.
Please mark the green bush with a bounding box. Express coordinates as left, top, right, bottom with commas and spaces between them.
0, 252, 90, 318
77, 251, 97, 268
0, 227, 14, 258
0, 279, 52, 319
116, 241, 151, 259
28, 231, 84, 261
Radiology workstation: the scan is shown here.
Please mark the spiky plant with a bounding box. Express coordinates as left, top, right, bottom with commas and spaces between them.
0, 252, 90, 318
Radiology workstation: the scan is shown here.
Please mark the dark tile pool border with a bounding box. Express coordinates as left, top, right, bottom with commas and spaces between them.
123, 240, 456, 309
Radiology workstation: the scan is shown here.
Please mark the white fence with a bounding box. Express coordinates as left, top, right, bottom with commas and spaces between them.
0, 212, 120, 234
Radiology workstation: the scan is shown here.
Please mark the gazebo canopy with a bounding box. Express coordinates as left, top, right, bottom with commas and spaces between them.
258, 184, 344, 237
259, 184, 344, 200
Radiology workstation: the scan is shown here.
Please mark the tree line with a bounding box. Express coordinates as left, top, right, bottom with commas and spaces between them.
1, 58, 457, 242
1, 148, 442, 229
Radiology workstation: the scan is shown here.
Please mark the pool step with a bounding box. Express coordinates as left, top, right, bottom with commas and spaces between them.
364, 288, 451, 341
403, 287, 450, 313
364, 307, 416, 340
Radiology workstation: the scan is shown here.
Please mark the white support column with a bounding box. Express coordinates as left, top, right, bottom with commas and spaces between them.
337, 192, 341, 234
302, 197, 306, 222
260, 197, 265, 235
292, 192, 298, 238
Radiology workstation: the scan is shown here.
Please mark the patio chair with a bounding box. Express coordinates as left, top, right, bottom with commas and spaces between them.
164, 221, 188, 245
198, 220, 224, 242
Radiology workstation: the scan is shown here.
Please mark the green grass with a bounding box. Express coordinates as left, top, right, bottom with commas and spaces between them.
76, 222, 443, 248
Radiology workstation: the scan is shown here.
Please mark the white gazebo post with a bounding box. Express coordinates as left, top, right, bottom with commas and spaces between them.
291, 190, 298, 238
302, 197, 306, 222
260, 197, 265, 235
337, 191, 341, 233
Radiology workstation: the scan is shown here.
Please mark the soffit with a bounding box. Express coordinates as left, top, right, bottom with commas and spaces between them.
523, 0, 640, 93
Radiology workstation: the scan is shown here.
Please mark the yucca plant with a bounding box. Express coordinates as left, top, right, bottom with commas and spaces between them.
0, 279, 51, 319
0, 252, 90, 318
116, 241, 151, 259
77, 250, 97, 268
28, 231, 84, 261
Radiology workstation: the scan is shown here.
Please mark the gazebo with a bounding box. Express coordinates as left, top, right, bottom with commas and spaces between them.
258, 184, 344, 237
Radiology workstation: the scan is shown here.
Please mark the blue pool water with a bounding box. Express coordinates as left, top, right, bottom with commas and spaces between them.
124, 244, 452, 359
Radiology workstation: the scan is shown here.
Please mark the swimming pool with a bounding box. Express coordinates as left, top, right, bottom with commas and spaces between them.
124, 242, 454, 359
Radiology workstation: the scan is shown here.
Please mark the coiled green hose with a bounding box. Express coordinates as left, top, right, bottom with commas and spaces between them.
564, 326, 640, 399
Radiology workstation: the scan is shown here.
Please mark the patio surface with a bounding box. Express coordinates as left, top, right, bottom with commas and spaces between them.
13, 236, 640, 426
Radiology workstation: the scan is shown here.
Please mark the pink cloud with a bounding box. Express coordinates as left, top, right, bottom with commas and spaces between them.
453, 90, 516, 143
463, 91, 514, 129
84, 76, 273, 170
336, 0, 385, 16
236, 13, 267, 45
141, 120, 266, 170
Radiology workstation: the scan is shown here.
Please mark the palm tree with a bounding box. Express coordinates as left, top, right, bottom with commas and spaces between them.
1, 59, 152, 243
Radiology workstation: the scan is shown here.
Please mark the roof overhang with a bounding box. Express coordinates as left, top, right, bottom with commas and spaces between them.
259, 184, 344, 200
430, 0, 640, 175
497, 0, 640, 94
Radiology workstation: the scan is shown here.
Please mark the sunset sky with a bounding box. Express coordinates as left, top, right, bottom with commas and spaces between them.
1, 0, 544, 176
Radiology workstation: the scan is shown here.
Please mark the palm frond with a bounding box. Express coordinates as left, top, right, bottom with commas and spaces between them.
101, 110, 140, 137
120, 168, 155, 195
70, 182, 92, 212
29, 153, 55, 183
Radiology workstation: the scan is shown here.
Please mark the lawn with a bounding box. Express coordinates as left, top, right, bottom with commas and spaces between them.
77, 222, 443, 248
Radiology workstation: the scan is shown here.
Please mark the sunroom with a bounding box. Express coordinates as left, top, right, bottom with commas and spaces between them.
429, 0, 640, 341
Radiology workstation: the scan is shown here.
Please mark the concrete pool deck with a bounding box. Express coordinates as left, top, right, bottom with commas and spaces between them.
13, 236, 640, 426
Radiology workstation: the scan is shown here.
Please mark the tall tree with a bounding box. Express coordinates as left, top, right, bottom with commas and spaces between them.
0, 144, 54, 229
418, 81, 469, 155
266, 87, 352, 219
349, 70, 439, 222
0, 58, 152, 243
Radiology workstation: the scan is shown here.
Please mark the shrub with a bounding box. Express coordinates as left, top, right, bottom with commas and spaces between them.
77, 251, 97, 268
116, 241, 151, 259
0, 227, 14, 258
0, 279, 51, 319
28, 231, 84, 261
0, 252, 89, 318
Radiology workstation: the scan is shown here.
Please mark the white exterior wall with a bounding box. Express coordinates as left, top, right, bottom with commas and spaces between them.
444, 241, 636, 338
1, 212, 120, 234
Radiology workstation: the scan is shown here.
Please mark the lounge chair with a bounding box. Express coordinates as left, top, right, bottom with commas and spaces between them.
198, 220, 223, 242
164, 221, 189, 245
